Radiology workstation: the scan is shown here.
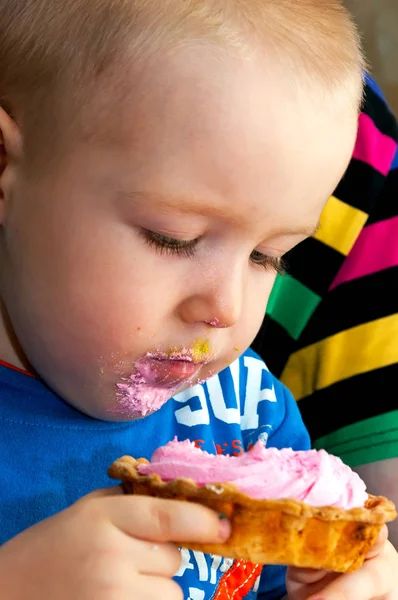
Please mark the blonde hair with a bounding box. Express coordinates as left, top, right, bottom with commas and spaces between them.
0, 0, 364, 160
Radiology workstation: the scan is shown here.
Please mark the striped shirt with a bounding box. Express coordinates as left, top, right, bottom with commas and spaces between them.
252, 75, 398, 468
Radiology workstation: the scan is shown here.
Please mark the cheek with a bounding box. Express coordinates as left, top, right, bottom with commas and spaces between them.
37, 263, 168, 363
3, 211, 179, 370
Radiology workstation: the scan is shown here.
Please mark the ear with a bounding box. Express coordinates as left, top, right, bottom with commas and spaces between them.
0, 106, 23, 223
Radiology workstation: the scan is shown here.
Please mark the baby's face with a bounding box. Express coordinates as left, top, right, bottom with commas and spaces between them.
0, 47, 358, 420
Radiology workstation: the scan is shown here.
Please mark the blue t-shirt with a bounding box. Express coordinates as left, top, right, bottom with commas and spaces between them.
0, 349, 309, 600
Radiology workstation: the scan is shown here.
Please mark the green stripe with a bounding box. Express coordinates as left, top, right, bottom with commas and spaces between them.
313, 411, 398, 467
266, 274, 321, 340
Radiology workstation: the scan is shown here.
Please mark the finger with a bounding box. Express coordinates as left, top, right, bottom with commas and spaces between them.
134, 575, 184, 600
365, 525, 388, 560
307, 541, 395, 600
131, 540, 182, 577
287, 569, 340, 600
286, 567, 329, 586
103, 495, 231, 544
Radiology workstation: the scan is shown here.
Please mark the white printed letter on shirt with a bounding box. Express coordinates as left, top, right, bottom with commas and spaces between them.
241, 356, 277, 431
174, 385, 210, 427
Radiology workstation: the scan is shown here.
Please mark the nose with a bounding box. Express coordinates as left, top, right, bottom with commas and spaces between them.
178, 259, 246, 329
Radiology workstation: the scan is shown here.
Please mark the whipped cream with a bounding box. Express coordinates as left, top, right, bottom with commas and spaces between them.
138, 439, 368, 509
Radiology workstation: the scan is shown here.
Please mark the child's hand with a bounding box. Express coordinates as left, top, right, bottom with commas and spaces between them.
0, 486, 231, 599
285, 525, 398, 600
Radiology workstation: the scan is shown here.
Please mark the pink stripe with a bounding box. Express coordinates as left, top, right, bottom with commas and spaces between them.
330, 216, 398, 290
352, 113, 397, 176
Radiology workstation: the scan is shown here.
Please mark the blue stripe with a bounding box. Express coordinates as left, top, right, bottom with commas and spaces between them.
365, 73, 388, 104
392, 147, 398, 171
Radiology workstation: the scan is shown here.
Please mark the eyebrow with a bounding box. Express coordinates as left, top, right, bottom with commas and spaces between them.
122, 190, 320, 238
271, 222, 321, 238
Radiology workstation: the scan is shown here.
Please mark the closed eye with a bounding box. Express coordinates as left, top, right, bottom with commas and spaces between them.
250, 250, 286, 274
140, 228, 286, 274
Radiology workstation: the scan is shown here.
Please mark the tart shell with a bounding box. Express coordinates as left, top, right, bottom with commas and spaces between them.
109, 455, 397, 573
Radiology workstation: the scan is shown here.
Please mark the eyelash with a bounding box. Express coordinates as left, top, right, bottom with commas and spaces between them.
250, 250, 286, 274
139, 229, 198, 259
139, 229, 286, 274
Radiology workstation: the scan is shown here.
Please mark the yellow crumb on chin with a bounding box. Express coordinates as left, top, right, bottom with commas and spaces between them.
234, 346, 241, 352
164, 338, 212, 362
192, 338, 211, 361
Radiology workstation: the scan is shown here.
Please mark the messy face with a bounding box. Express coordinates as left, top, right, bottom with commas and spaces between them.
0, 47, 358, 420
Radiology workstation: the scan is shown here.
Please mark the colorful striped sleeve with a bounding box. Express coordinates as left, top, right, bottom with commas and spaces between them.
252, 75, 398, 468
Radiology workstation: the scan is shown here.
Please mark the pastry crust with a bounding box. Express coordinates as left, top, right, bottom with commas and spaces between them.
109, 455, 397, 573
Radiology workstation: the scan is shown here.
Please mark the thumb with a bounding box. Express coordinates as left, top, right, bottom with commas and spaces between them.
83, 485, 124, 498
365, 525, 388, 560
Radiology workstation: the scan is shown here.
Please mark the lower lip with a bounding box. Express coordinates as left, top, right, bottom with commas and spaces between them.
137, 358, 202, 386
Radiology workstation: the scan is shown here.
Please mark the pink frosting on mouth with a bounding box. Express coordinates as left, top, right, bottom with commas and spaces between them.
115, 375, 179, 418
112, 352, 205, 418
138, 439, 368, 509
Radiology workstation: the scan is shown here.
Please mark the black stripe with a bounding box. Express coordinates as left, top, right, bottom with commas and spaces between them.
251, 317, 295, 379
334, 160, 385, 213
367, 168, 398, 225
298, 364, 398, 440
284, 238, 343, 297
363, 85, 398, 140
296, 267, 398, 349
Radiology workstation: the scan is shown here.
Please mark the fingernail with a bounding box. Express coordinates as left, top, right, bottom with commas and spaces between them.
218, 514, 231, 540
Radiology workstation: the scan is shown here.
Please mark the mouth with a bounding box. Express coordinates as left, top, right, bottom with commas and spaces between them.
113, 343, 215, 419
136, 354, 204, 387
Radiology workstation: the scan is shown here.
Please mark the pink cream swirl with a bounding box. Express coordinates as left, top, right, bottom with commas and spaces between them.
138, 439, 368, 509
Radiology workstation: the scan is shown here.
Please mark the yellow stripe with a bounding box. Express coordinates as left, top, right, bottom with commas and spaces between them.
313, 196, 368, 256
281, 314, 398, 400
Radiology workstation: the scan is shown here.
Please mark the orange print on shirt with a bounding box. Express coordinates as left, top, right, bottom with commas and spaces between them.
212, 560, 262, 600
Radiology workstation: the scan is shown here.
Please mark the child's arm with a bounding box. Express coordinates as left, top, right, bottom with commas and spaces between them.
0, 486, 230, 599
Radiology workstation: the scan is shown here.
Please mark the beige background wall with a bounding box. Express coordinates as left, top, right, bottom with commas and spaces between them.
346, 0, 398, 113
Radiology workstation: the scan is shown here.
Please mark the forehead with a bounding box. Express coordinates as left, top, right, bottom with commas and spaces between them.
81, 45, 358, 234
